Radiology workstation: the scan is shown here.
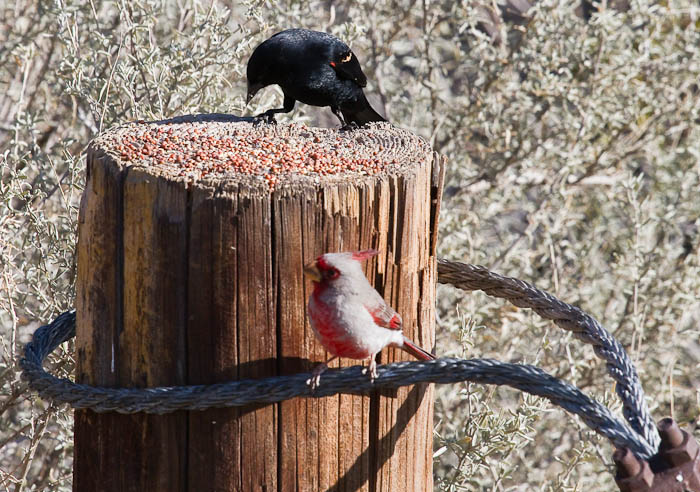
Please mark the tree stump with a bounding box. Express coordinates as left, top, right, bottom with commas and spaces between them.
75, 114, 445, 492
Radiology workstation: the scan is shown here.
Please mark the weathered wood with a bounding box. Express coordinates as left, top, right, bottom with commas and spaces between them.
76, 154, 190, 491
187, 185, 277, 490
75, 116, 445, 491
75, 146, 123, 491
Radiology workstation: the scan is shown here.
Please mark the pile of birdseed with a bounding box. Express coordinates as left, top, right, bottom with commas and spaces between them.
91, 118, 432, 191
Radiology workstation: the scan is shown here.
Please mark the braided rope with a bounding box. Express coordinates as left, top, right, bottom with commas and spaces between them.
20, 310, 655, 459
437, 259, 659, 450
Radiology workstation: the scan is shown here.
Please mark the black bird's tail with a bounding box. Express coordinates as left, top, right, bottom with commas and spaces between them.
341, 93, 386, 127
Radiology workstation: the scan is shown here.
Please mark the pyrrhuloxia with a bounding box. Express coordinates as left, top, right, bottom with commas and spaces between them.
304, 249, 435, 388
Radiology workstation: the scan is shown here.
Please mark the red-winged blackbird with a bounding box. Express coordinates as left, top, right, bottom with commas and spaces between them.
246, 28, 386, 127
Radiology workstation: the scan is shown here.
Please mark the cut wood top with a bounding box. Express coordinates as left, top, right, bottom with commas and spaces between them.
89, 115, 433, 192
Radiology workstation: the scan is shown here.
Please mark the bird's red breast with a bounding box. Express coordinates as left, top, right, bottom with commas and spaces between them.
308, 287, 373, 359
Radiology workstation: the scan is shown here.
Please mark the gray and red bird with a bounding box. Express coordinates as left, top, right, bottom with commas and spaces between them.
304, 249, 434, 388
246, 28, 386, 127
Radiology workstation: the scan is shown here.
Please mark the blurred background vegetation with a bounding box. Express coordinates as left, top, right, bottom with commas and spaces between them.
1, 0, 699, 490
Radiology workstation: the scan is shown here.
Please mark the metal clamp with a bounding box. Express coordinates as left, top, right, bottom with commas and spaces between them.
615, 418, 700, 491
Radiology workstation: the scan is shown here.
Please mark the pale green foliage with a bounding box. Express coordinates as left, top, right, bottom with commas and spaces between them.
2, 0, 699, 490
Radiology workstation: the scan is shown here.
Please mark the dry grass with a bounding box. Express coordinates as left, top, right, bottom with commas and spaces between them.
1, 0, 699, 490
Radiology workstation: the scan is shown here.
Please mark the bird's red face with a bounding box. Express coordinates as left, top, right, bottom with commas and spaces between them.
303, 256, 340, 285
303, 249, 379, 285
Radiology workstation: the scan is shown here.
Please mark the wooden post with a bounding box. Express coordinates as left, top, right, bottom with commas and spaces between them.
75, 115, 445, 491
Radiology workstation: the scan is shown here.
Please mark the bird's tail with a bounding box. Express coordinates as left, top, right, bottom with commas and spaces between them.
401, 337, 435, 361
341, 93, 386, 127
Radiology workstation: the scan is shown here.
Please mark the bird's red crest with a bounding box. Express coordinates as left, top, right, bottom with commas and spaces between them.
316, 256, 331, 270
351, 249, 379, 262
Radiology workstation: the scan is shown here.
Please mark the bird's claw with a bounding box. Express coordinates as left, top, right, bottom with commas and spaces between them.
307, 363, 328, 390
252, 112, 277, 126
362, 358, 378, 383
307, 374, 321, 390
339, 121, 360, 132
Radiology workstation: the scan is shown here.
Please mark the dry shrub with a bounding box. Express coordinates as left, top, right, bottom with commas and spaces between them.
1, 0, 698, 490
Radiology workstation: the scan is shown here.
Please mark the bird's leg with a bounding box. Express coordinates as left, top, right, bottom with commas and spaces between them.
331, 106, 358, 132
254, 96, 296, 125
307, 355, 338, 390
362, 354, 379, 382
330, 106, 346, 126
331, 106, 360, 131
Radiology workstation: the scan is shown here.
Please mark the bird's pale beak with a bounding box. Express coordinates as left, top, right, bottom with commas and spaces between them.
303, 261, 322, 282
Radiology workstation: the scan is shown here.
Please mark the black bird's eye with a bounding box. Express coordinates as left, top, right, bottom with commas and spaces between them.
324, 268, 340, 280
341, 52, 352, 63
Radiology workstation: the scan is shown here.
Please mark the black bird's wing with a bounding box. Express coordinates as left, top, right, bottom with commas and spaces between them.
330, 51, 367, 88
247, 28, 387, 126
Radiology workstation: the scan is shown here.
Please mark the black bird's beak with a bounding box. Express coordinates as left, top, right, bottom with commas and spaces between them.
246, 82, 263, 105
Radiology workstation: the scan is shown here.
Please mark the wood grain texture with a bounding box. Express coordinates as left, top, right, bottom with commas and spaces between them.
187, 184, 277, 491
75, 155, 190, 491
75, 120, 445, 492
74, 148, 124, 491
120, 168, 189, 491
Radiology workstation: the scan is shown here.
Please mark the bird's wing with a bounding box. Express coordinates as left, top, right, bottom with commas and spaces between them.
366, 301, 402, 330
329, 51, 367, 87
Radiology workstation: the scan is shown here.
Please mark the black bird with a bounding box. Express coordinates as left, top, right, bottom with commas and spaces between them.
246, 28, 386, 127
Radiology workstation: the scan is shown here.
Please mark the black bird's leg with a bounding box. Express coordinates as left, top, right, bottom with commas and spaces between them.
331, 107, 359, 131
330, 106, 347, 126
254, 96, 296, 124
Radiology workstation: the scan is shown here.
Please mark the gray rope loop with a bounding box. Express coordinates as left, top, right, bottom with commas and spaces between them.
437, 259, 660, 451
20, 309, 655, 459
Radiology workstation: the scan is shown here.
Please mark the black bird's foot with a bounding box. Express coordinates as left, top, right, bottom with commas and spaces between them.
339, 121, 360, 132
252, 111, 278, 126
